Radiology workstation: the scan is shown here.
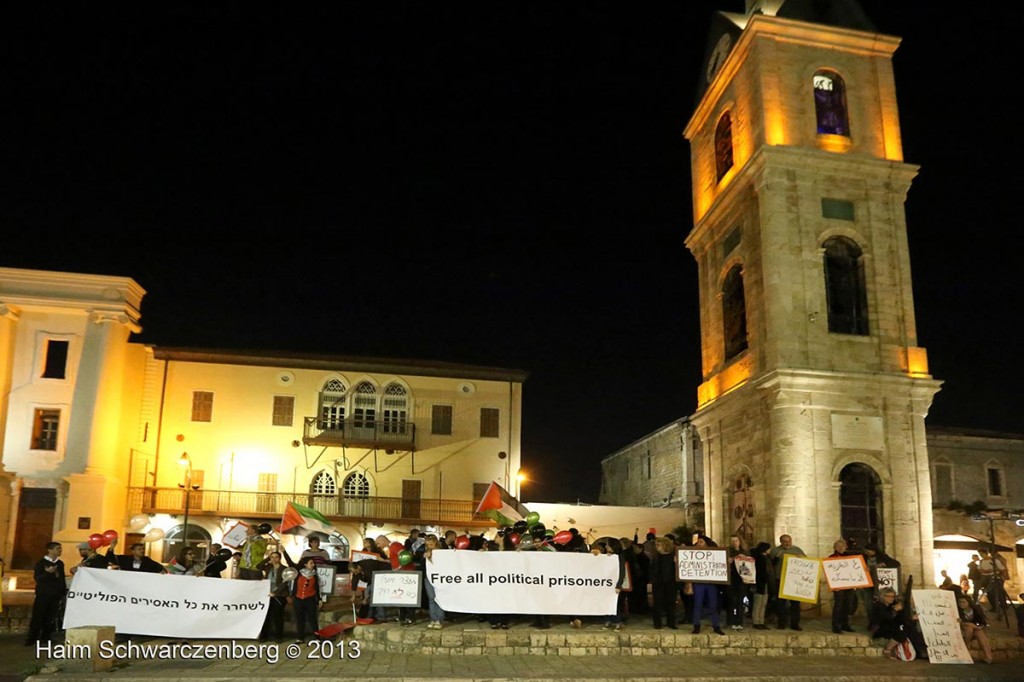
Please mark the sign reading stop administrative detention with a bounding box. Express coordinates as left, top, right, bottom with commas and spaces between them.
676, 548, 728, 584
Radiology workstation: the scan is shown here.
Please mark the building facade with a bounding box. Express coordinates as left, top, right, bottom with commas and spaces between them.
1, 267, 526, 568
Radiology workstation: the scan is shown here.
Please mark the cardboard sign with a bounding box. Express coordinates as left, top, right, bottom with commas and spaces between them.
734, 555, 756, 584
676, 548, 728, 584
778, 555, 820, 603
620, 561, 632, 593
316, 564, 336, 601
877, 567, 899, 593
349, 549, 382, 563
913, 589, 973, 664
821, 555, 873, 590
370, 570, 422, 607
221, 521, 250, 549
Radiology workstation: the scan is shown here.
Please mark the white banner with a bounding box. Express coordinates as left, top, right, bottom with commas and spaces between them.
427, 551, 618, 616
913, 589, 974, 664
64, 568, 269, 639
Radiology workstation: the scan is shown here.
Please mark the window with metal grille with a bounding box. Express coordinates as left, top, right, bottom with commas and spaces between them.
823, 237, 869, 335
480, 408, 499, 438
311, 470, 337, 495
272, 395, 294, 426
32, 409, 60, 450
42, 340, 69, 379
432, 405, 453, 435
722, 264, 748, 360
343, 472, 370, 498
839, 463, 883, 551
381, 383, 408, 434
813, 70, 850, 136
715, 110, 734, 181
191, 391, 213, 422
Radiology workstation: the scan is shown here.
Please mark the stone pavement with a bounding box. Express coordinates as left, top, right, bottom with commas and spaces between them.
3, 615, 1021, 682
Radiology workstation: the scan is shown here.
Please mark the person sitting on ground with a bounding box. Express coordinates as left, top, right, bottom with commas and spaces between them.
870, 588, 911, 660
957, 595, 993, 664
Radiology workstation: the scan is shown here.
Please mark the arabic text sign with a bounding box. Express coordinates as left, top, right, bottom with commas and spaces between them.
778, 555, 820, 603
913, 589, 973, 664
821, 555, 873, 590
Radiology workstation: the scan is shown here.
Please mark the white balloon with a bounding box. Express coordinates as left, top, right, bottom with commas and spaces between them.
142, 527, 165, 542
129, 513, 150, 531
281, 567, 298, 582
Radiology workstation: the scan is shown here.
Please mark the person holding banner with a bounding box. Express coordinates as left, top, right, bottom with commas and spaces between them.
290, 556, 321, 641
690, 536, 725, 636
750, 541, 771, 630
828, 539, 857, 634
769, 534, 804, 630
113, 542, 167, 574
649, 536, 678, 630
726, 535, 751, 631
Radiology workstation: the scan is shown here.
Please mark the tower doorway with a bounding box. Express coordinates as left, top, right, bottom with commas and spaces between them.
839, 463, 883, 551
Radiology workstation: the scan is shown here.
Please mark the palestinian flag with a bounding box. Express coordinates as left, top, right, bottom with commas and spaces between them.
474, 481, 529, 527
279, 501, 345, 542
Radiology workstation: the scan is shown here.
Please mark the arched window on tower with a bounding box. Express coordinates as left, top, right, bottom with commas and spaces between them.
309, 470, 338, 515
722, 264, 748, 361
318, 379, 347, 432
813, 70, 850, 137
839, 463, 883, 551
351, 381, 378, 439
823, 237, 868, 335
715, 111, 734, 182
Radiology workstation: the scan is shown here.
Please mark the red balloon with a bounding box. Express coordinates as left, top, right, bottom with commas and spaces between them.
102, 529, 119, 546
389, 541, 404, 569
508, 532, 521, 547
88, 533, 104, 549
455, 535, 470, 549
553, 530, 573, 545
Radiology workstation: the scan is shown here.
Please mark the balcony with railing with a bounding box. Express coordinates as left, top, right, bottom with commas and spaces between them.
126, 487, 492, 528
303, 417, 416, 451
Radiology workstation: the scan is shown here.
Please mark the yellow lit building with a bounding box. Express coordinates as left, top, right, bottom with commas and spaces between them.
0, 266, 525, 568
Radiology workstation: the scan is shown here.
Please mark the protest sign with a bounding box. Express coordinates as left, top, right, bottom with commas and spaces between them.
221, 522, 249, 548
64, 567, 267, 638
428, 550, 618, 615
778, 555, 820, 603
821, 554, 873, 590
913, 589, 973, 664
676, 548, 728, 584
877, 567, 899, 593
734, 555, 755, 585
316, 564, 336, 600
370, 570, 422, 607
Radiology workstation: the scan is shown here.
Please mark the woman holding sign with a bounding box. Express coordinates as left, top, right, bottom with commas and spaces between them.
690, 536, 725, 636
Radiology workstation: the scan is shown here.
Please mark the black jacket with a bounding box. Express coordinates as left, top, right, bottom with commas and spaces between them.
33, 557, 67, 596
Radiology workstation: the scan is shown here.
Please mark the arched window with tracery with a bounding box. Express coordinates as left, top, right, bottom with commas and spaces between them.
722, 264, 748, 361
342, 472, 370, 498
823, 236, 868, 335
310, 470, 337, 496
715, 111, 734, 181
381, 383, 409, 435
318, 379, 347, 432
813, 70, 849, 137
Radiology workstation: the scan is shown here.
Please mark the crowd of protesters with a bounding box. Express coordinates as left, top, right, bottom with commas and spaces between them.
19, 523, 1009, 664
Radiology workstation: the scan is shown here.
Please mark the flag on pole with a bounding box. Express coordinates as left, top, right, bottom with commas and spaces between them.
279, 501, 345, 542
474, 481, 529, 527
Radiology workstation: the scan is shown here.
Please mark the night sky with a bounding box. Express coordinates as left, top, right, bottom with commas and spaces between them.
5, 2, 1019, 504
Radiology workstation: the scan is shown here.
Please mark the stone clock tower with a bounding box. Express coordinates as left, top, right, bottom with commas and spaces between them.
684, 0, 941, 581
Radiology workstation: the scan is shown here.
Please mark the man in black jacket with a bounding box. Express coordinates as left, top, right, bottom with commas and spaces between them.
112, 541, 167, 573
26, 542, 67, 646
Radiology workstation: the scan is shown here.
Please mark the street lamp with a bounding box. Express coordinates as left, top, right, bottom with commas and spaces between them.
517, 470, 526, 500
178, 452, 198, 555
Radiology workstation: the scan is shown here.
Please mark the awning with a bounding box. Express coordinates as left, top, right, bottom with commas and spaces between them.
933, 539, 1014, 552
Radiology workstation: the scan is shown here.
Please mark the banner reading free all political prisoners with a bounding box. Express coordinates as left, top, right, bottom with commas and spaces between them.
64, 568, 268, 639
427, 550, 619, 615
